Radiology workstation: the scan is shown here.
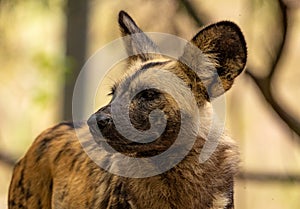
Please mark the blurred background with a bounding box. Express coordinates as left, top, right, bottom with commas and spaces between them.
0, 0, 300, 208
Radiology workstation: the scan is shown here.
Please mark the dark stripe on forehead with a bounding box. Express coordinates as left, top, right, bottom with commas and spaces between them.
127, 60, 171, 84
140, 60, 171, 71
115, 60, 171, 94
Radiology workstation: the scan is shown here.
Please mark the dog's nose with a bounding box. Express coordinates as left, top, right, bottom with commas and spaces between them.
87, 105, 112, 130
95, 113, 112, 129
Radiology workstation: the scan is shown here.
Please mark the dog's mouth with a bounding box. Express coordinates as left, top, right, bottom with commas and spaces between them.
87, 106, 181, 158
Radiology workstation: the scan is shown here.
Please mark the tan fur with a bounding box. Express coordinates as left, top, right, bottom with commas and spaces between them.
9, 123, 239, 209
8, 11, 246, 209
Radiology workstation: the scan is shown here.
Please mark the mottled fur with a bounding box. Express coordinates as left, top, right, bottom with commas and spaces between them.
9, 11, 247, 209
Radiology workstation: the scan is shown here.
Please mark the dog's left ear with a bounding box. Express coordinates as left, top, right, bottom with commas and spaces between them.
180, 21, 247, 98
118, 11, 160, 63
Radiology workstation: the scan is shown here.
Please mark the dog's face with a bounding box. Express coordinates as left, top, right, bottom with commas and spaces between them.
87, 11, 247, 157
88, 60, 184, 157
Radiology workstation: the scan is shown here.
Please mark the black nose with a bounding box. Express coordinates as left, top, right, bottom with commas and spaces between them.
87, 106, 112, 130
96, 113, 112, 129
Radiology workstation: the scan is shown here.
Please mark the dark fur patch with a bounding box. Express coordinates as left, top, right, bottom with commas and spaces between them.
35, 137, 52, 162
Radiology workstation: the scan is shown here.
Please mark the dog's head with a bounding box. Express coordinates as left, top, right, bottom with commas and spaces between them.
87, 11, 247, 157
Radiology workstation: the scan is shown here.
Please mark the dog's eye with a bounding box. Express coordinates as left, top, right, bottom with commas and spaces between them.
140, 89, 160, 101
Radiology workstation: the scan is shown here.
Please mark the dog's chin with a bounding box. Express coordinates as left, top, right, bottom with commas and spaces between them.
87, 125, 172, 157
88, 124, 130, 152
88, 124, 114, 144
87, 119, 182, 158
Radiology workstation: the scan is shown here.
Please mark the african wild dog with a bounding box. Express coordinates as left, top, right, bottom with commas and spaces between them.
9, 11, 247, 209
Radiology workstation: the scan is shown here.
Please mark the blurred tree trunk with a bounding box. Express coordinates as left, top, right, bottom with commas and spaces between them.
0, 151, 16, 167
63, 0, 89, 121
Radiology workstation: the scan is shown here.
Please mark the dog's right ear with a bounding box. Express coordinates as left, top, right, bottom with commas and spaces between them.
118, 11, 160, 63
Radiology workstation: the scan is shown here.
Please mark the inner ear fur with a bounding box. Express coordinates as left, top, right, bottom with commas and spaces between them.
181, 21, 247, 98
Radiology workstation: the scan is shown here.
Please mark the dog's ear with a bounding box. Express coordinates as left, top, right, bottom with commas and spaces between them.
180, 21, 247, 99
118, 11, 160, 63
